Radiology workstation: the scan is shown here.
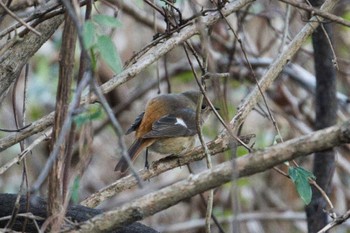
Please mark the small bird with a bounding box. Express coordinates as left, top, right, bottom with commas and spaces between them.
114, 91, 213, 173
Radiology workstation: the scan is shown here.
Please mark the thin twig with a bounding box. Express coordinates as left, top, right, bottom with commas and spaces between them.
157, 211, 306, 232
217, 4, 285, 145
30, 73, 91, 194
184, 42, 251, 151
90, 79, 143, 188
80, 134, 254, 208
0, 0, 41, 36
183, 44, 214, 233
0, 129, 52, 175
320, 23, 338, 69
187, 165, 226, 233
144, 0, 166, 18
65, 120, 350, 232
0, 213, 45, 222
5, 63, 30, 231
309, 179, 334, 212
278, 0, 350, 28
229, 0, 338, 134
0, 0, 254, 151
0, 124, 31, 132
279, 3, 291, 53
317, 209, 350, 233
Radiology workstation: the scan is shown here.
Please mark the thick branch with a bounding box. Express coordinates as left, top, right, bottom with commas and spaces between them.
305, 0, 338, 231
81, 134, 253, 208
230, 0, 338, 132
99, 0, 254, 94
80, 0, 339, 209
278, 0, 350, 28
0, 112, 54, 152
0, 14, 64, 104
0, 0, 253, 152
0, 193, 158, 233
67, 121, 350, 232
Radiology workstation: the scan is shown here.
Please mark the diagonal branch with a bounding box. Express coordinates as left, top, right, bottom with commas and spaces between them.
0, 1, 41, 36
80, 0, 340, 208
230, 0, 338, 132
0, 14, 64, 104
66, 120, 350, 232
278, 0, 350, 28
0, 0, 254, 152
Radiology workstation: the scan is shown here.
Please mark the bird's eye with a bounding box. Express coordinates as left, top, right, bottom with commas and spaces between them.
201, 105, 207, 110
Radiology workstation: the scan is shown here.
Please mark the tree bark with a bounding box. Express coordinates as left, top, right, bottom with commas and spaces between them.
48, 13, 77, 230
305, 0, 337, 232
0, 15, 64, 105
0, 193, 158, 233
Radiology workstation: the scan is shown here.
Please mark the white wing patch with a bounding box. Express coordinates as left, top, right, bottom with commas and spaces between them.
175, 118, 187, 128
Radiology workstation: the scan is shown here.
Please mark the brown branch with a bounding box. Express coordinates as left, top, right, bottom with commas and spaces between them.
73, 0, 343, 209
69, 121, 350, 232
0, 129, 52, 175
278, 0, 350, 28
113, 0, 165, 32
0, 112, 54, 152
0, 14, 64, 104
47, 12, 77, 230
80, 134, 254, 208
318, 209, 350, 233
229, 0, 338, 132
0, 0, 41, 36
98, 0, 254, 94
0, 193, 157, 233
0, 0, 254, 153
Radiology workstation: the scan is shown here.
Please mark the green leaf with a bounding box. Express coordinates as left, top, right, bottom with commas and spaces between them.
342, 11, 350, 21
70, 176, 80, 204
236, 146, 248, 157
288, 167, 316, 205
92, 15, 122, 28
96, 35, 123, 74
73, 104, 103, 128
82, 21, 96, 49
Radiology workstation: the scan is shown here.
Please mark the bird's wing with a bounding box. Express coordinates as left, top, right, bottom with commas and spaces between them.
142, 114, 196, 138
125, 111, 145, 135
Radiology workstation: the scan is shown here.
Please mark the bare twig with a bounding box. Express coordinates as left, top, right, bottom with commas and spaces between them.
157, 211, 306, 232
186, 165, 226, 233
80, 114, 349, 210
184, 41, 251, 151
0, 129, 52, 175
0, 0, 41, 36
0, 124, 31, 132
0, 213, 45, 222
309, 179, 335, 213
230, 0, 338, 132
0, 0, 254, 151
218, 4, 285, 143
279, 3, 291, 52
80, 134, 254, 208
66, 121, 350, 232
320, 23, 338, 69
0, 14, 64, 104
317, 209, 350, 233
278, 0, 350, 28
90, 79, 143, 188
183, 42, 214, 233
30, 73, 91, 194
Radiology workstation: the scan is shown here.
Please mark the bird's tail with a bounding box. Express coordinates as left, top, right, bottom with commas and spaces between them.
114, 139, 145, 173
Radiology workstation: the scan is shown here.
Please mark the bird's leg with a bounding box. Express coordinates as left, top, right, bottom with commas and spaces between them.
145, 148, 149, 169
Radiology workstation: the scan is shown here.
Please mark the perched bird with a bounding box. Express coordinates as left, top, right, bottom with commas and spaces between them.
114, 91, 213, 173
